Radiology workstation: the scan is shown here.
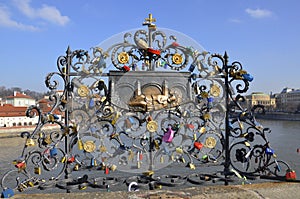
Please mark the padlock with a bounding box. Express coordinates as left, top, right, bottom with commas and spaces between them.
73, 164, 80, 171
89, 98, 95, 109
180, 157, 186, 163
67, 156, 75, 163
286, 169, 297, 180
162, 126, 175, 143
194, 142, 203, 150
188, 64, 196, 72
160, 156, 164, 163
27, 181, 34, 187
91, 158, 96, 167
105, 166, 109, 174
1, 188, 14, 198
199, 127, 206, 133
203, 113, 210, 120
188, 162, 196, 170
265, 148, 274, 155
242, 73, 254, 82
50, 148, 58, 157
61, 156, 66, 163
111, 112, 121, 125
202, 155, 208, 161
15, 161, 26, 169
128, 150, 134, 161
137, 161, 141, 169
78, 139, 83, 150
138, 151, 143, 161
154, 140, 160, 150
39, 132, 44, 138
186, 123, 194, 129
244, 141, 250, 147
171, 155, 174, 161
175, 147, 183, 154
122, 65, 130, 72
110, 164, 117, 171
26, 138, 35, 147
193, 133, 197, 141
43, 135, 52, 145
34, 166, 41, 175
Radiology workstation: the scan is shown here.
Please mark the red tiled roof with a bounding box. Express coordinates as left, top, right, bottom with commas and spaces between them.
0, 104, 27, 117
0, 103, 63, 117
6, 92, 33, 99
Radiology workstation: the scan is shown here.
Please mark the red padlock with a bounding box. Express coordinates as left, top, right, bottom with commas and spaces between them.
194, 142, 203, 150
286, 169, 297, 180
15, 161, 26, 169
105, 166, 109, 174
147, 48, 161, 55
67, 156, 75, 163
122, 65, 130, 72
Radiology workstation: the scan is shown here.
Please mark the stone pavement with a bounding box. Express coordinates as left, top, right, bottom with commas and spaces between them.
10, 182, 300, 199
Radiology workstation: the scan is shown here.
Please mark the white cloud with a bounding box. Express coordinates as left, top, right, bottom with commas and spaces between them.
229, 18, 242, 23
245, 8, 273, 19
13, 0, 70, 26
0, 5, 39, 31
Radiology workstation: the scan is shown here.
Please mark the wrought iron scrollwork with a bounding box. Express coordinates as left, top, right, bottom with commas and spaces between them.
1, 14, 292, 196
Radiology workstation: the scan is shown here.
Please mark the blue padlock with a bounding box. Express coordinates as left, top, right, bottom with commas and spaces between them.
189, 64, 196, 72
265, 147, 274, 155
242, 73, 254, 82
1, 188, 14, 198
50, 147, 58, 157
89, 98, 95, 109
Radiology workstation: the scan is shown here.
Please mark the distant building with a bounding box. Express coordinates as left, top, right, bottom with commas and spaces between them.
245, 92, 276, 111
0, 104, 38, 127
276, 87, 300, 112
6, 91, 35, 107
0, 92, 63, 127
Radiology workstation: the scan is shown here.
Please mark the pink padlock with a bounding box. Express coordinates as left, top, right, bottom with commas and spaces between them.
162, 126, 175, 143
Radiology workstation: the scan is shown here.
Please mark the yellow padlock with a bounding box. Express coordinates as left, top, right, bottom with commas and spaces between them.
27, 181, 34, 187
154, 140, 160, 150
60, 156, 66, 163
73, 164, 80, 171
189, 163, 196, 170
111, 112, 121, 125
193, 133, 197, 141
26, 138, 35, 147
110, 164, 117, 171
34, 166, 41, 175
176, 147, 183, 154
199, 127, 206, 133
137, 161, 141, 169
78, 139, 83, 150
44, 135, 52, 145
160, 156, 164, 163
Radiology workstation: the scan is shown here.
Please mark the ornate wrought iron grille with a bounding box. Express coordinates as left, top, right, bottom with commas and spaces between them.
1, 14, 292, 197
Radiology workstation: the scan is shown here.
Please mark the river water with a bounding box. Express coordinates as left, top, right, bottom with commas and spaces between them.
0, 119, 299, 192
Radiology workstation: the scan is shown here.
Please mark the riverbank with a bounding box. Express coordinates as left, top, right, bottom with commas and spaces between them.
255, 112, 300, 121
10, 182, 300, 199
0, 125, 60, 138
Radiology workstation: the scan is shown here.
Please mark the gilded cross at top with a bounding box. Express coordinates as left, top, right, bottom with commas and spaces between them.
145, 14, 156, 23
143, 13, 156, 28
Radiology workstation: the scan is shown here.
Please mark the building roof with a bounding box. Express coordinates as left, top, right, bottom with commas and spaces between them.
0, 104, 27, 117
6, 92, 34, 100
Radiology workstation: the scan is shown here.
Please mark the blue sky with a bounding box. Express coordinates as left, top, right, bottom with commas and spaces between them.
0, 0, 299, 94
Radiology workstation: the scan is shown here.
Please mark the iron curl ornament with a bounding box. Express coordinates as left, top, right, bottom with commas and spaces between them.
1, 14, 293, 197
